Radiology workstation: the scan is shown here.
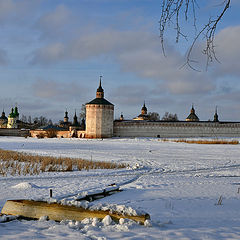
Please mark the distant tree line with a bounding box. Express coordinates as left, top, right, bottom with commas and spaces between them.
148, 112, 178, 121
21, 115, 53, 126
161, 112, 178, 121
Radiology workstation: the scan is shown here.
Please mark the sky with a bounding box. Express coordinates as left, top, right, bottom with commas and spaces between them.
0, 0, 240, 123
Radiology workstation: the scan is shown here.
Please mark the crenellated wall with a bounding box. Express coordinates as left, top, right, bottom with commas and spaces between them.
113, 121, 240, 138
3, 121, 240, 139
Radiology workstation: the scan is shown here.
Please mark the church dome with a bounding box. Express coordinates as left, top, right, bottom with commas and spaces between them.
141, 102, 147, 115
0, 110, 7, 120
9, 108, 15, 118
141, 104, 147, 112
186, 105, 199, 121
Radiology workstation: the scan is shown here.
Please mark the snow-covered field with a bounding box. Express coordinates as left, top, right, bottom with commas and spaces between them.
0, 136, 240, 240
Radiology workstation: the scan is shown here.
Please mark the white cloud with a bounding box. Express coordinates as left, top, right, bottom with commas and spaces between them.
35, 4, 72, 38
32, 79, 90, 101
0, 0, 16, 22
31, 30, 215, 95
0, 0, 40, 24
214, 25, 240, 76
31, 43, 65, 64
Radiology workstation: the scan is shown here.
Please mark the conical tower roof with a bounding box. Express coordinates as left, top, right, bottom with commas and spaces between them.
97, 77, 104, 93
87, 77, 113, 106
186, 105, 199, 121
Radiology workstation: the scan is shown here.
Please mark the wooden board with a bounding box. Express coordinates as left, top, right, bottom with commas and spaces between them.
1, 200, 150, 224
76, 187, 122, 201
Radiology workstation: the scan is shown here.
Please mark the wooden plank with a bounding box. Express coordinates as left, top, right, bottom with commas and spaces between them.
76, 187, 122, 202
1, 200, 150, 224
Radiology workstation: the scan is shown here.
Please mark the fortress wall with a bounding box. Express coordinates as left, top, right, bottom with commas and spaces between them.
0, 128, 30, 137
113, 121, 240, 138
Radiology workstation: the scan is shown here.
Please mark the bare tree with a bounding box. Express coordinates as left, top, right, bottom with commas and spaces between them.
33, 116, 52, 126
21, 114, 27, 123
28, 116, 32, 124
79, 104, 86, 120
148, 112, 160, 121
160, 0, 231, 70
162, 112, 178, 121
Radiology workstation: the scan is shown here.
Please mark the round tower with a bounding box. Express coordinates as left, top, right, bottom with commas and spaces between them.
86, 77, 114, 138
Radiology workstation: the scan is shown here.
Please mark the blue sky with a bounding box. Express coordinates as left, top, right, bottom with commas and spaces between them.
0, 0, 240, 122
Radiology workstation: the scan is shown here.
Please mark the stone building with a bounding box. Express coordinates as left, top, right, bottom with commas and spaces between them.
85, 78, 114, 138
29, 80, 240, 139
185, 105, 199, 122
133, 102, 150, 120
64, 109, 69, 124
7, 107, 19, 128
0, 110, 8, 128
59, 110, 71, 129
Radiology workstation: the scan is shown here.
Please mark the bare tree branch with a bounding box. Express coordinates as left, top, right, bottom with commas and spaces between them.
160, 0, 231, 70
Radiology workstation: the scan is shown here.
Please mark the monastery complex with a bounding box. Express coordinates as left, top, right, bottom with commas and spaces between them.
1, 79, 240, 138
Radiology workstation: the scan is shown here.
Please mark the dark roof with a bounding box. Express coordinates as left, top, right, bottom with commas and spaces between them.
137, 114, 149, 118
97, 79, 104, 92
97, 85, 104, 93
186, 113, 199, 121
0, 115, 7, 120
87, 98, 113, 105
39, 125, 65, 130
141, 102, 147, 111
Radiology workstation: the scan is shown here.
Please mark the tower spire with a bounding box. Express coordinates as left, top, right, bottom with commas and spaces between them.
96, 76, 104, 98
214, 106, 219, 122
141, 101, 147, 115
64, 108, 69, 123
99, 76, 102, 87
73, 109, 78, 126
191, 103, 195, 114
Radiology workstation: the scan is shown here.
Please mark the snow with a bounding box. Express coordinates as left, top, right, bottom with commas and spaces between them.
102, 215, 113, 226
0, 136, 240, 239
11, 182, 40, 189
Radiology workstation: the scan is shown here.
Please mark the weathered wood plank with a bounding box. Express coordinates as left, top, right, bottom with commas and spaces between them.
1, 200, 150, 224
76, 187, 122, 202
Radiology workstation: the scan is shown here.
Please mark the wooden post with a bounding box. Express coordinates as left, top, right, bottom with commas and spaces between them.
103, 189, 106, 197
50, 189, 53, 198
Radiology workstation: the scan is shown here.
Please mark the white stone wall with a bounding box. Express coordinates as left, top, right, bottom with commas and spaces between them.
86, 104, 114, 138
0, 128, 29, 137
113, 121, 240, 138
7, 117, 17, 129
